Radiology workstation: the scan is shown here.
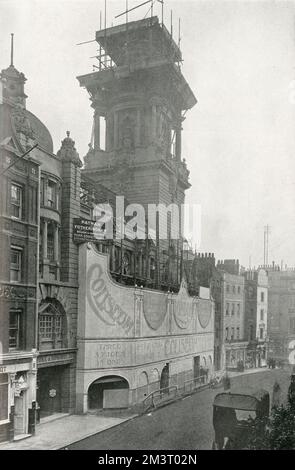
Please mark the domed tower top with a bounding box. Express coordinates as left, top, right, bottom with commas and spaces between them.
0, 34, 54, 154
0, 34, 27, 108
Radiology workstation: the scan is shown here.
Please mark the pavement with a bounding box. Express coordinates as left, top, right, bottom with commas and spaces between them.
0, 366, 291, 450
0, 412, 138, 450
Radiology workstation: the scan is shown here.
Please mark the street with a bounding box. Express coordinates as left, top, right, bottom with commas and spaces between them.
66, 368, 291, 450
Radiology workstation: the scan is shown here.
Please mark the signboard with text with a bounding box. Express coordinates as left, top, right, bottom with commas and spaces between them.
73, 218, 97, 244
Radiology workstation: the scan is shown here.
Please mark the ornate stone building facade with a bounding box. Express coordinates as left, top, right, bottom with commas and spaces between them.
0, 61, 39, 442
0, 53, 81, 441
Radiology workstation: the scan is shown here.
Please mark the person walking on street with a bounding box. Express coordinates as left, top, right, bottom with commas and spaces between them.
272, 381, 281, 408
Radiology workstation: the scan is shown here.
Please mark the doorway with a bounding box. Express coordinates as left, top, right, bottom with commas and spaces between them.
14, 393, 27, 436
88, 376, 129, 410
193, 356, 200, 378
37, 366, 64, 418
160, 364, 169, 392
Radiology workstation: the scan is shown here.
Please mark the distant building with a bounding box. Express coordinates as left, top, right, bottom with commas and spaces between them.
184, 252, 216, 294
185, 255, 247, 372
243, 269, 268, 368
212, 261, 247, 371
266, 266, 295, 366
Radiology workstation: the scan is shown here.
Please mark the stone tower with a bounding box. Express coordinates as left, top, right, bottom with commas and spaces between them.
78, 16, 196, 283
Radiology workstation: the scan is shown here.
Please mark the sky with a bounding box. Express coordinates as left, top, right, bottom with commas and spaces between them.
1, 0, 295, 268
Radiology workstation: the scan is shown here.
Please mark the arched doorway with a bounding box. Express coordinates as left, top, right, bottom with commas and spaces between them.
37, 299, 68, 419
88, 376, 129, 410
138, 372, 149, 401
160, 364, 169, 392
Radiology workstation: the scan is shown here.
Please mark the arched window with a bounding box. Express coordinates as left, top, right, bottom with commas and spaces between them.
38, 301, 66, 350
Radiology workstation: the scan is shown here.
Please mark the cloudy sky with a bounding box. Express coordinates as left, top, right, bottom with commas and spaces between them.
1, 0, 295, 268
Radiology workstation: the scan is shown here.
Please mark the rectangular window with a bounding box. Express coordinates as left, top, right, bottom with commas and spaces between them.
47, 180, 56, 208
260, 328, 264, 340
47, 233, 54, 261
238, 286, 241, 294
233, 285, 236, 294
39, 315, 54, 340
260, 309, 264, 321
226, 303, 229, 315
261, 292, 265, 302
231, 327, 235, 340
10, 247, 22, 282
231, 304, 235, 316
11, 183, 22, 219
237, 327, 240, 339
0, 374, 9, 422
237, 303, 240, 317
9, 310, 21, 349
225, 327, 229, 341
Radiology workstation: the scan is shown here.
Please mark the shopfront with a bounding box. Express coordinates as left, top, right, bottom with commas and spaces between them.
0, 353, 38, 443
36, 350, 76, 420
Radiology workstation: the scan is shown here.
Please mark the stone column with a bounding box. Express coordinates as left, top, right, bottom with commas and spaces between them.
42, 219, 48, 260
105, 115, 110, 151
136, 108, 141, 146
42, 219, 50, 278
111, 243, 116, 272
146, 254, 150, 279
175, 125, 182, 161
94, 111, 100, 150
54, 224, 60, 280
138, 252, 142, 278
54, 223, 59, 262
114, 111, 119, 148
151, 104, 157, 142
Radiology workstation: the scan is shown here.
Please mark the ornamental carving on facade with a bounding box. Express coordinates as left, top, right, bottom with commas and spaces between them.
11, 105, 35, 140
57, 131, 83, 167
174, 279, 193, 329
0, 285, 27, 299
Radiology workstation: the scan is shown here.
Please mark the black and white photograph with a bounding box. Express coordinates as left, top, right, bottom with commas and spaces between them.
0, 0, 295, 454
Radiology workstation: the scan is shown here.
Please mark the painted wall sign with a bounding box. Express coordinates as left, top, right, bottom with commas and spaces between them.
88, 334, 214, 369
86, 263, 134, 335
